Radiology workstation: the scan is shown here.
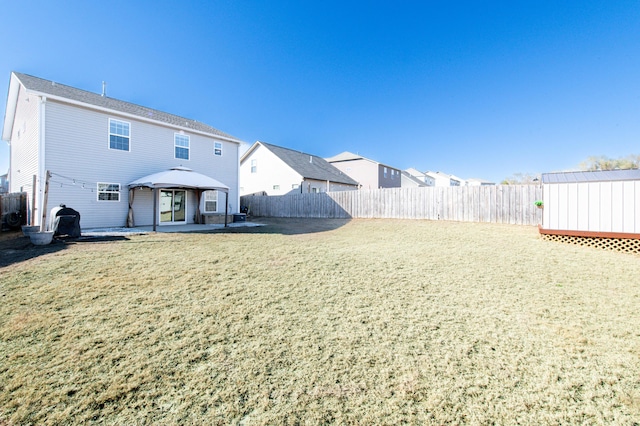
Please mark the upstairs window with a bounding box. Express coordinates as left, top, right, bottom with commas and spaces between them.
214, 142, 223, 156
97, 183, 120, 201
109, 119, 130, 151
203, 190, 218, 212
251, 159, 257, 173
383, 167, 388, 178
175, 134, 190, 160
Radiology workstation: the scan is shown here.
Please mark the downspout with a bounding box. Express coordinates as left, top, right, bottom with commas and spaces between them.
38, 96, 47, 227
236, 143, 241, 215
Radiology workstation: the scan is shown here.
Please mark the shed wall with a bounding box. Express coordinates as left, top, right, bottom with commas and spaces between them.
543, 181, 640, 234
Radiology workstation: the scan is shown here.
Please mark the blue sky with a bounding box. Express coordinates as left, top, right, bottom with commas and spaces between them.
1, 1, 639, 183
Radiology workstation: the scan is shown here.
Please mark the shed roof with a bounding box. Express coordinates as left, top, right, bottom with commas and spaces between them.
245, 142, 359, 186
542, 169, 640, 183
6, 72, 242, 142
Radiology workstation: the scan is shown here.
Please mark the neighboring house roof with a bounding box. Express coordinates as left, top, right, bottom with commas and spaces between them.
325, 151, 367, 162
401, 170, 429, 187
3, 72, 242, 143
243, 142, 359, 186
426, 171, 462, 180
404, 167, 425, 177
542, 169, 640, 184
325, 151, 401, 172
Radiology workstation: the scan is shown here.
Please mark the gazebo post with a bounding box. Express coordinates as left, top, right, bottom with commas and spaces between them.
152, 188, 157, 232
224, 191, 229, 227
195, 189, 201, 224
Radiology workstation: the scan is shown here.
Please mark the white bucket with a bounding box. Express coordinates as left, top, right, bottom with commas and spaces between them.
29, 231, 54, 246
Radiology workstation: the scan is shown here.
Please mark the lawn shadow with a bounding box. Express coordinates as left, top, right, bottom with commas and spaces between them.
0, 235, 130, 268
209, 217, 353, 236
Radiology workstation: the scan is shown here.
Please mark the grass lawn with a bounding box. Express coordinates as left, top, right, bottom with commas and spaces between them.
1, 218, 640, 424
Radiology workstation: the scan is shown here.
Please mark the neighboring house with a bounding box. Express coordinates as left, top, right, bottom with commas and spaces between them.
425, 171, 464, 187
2, 72, 244, 229
404, 168, 435, 186
0, 172, 8, 193
240, 141, 359, 195
325, 151, 401, 190
400, 171, 430, 188
466, 178, 495, 186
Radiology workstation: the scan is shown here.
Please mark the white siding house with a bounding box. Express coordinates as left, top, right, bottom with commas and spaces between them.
240, 142, 359, 196
2, 72, 244, 229
541, 170, 640, 237
425, 171, 465, 187
404, 168, 435, 186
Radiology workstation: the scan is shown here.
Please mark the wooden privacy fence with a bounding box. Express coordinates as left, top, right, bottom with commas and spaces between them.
1, 192, 28, 230
241, 185, 543, 226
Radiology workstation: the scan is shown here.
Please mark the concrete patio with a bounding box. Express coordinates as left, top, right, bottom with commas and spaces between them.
81, 221, 264, 236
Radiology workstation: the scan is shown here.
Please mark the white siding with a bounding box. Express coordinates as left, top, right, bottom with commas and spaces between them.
8, 87, 40, 223
543, 180, 640, 234
42, 100, 239, 228
240, 144, 303, 195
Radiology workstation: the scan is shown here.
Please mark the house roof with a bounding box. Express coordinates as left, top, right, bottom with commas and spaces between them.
400, 171, 429, 187
325, 151, 402, 172
542, 169, 640, 183
404, 167, 426, 178
244, 142, 359, 186
325, 151, 367, 162
3, 72, 242, 143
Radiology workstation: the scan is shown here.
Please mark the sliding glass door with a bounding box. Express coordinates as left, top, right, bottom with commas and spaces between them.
160, 190, 186, 224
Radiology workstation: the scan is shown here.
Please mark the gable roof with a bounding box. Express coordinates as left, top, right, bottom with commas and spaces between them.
325, 151, 367, 162
400, 170, 429, 187
3, 72, 242, 142
542, 169, 640, 183
243, 142, 359, 186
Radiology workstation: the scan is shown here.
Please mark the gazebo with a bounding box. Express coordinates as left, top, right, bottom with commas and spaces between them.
128, 166, 230, 231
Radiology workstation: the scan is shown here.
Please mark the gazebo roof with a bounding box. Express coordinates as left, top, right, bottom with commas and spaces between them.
129, 166, 229, 191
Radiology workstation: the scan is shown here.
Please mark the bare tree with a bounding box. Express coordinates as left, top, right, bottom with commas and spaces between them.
500, 173, 540, 185
579, 155, 640, 171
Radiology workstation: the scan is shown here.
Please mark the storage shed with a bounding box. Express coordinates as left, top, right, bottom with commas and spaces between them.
539, 169, 640, 252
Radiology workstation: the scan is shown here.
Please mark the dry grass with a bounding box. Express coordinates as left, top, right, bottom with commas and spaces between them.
1, 218, 640, 425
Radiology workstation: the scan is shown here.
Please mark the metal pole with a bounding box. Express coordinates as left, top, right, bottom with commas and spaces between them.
152, 188, 157, 232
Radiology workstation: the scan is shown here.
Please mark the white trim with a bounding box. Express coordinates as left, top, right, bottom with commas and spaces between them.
203, 190, 218, 213
97, 182, 121, 202
38, 96, 46, 227
108, 118, 131, 152
1, 73, 21, 141
214, 141, 223, 156
174, 133, 190, 161
158, 189, 188, 225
